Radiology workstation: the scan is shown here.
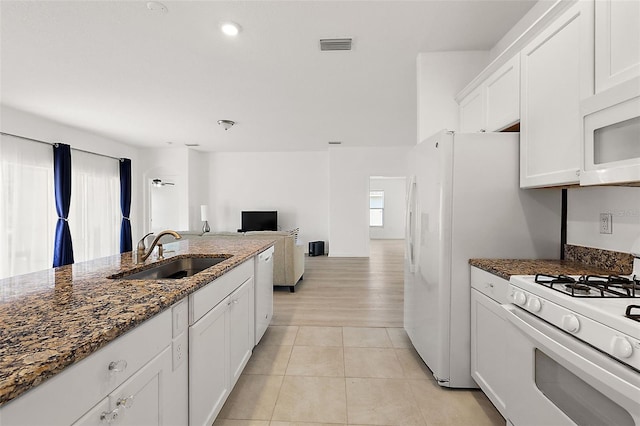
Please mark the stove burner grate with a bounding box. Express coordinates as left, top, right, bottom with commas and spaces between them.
563, 283, 591, 295
535, 274, 576, 284
626, 305, 640, 322
534, 274, 638, 298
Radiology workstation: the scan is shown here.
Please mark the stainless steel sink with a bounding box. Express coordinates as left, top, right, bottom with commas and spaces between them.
111, 256, 229, 280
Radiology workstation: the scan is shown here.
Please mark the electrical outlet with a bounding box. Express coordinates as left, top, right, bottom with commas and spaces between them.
172, 332, 188, 371
600, 213, 613, 234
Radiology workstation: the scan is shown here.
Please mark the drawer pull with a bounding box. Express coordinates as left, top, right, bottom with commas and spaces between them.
108, 360, 128, 372
100, 408, 119, 423
117, 395, 135, 409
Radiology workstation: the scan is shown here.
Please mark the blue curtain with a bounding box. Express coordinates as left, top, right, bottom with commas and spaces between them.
119, 158, 132, 253
53, 143, 74, 267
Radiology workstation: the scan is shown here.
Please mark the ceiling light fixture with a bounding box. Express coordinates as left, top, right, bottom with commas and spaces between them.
220, 22, 241, 37
146, 1, 168, 13
152, 178, 175, 187
217, 120, 235, 131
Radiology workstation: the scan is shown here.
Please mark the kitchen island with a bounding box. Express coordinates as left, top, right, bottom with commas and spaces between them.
0, 237, 274, 412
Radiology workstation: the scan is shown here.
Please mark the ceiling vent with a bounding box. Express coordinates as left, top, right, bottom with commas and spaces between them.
320, 38, 352, 51
185, 143, 200, 147
328, 141, 342, 145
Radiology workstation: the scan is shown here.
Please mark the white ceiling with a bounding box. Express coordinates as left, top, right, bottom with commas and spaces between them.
0, 1, 537, 152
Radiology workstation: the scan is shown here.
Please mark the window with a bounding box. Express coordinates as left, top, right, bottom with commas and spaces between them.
69, 150, 120, 263
0, 135, 56, 279
369, 190, 384, 227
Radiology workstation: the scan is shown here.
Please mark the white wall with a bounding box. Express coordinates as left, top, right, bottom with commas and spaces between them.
417, 51, 489, 142
208, 151, 329, 250
139, 147, 190, 233
0, 105, 143, 241
369, 177, 406, 240
567, 186, 640, 253
329, 146, 410, 257
187, 149, 209, 232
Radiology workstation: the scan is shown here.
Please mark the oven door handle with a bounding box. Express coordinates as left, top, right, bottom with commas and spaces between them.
503, 305, 640, 403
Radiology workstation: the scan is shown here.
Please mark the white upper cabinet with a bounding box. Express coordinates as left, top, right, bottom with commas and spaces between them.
459, 85, 485, 133
520, 0, 594, 188
485, 54, 520, 132
459, 54, 520, 133
594, 0, 640, 93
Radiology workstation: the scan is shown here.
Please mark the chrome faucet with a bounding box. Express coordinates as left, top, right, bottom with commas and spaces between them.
136, 230, 182, 264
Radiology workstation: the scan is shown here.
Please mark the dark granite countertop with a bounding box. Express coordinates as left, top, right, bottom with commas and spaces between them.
470, 244, 635, 282
469, 259, 618, 281
0, 237, 274, 406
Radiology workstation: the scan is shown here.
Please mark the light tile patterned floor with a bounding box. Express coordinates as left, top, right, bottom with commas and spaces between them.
214, 241, 505, 426
214, 326, 504, 426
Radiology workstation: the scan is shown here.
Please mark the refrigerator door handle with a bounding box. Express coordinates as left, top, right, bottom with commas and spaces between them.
406, 176, 416, 273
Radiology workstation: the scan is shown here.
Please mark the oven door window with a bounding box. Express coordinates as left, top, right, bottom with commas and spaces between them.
535, 349, 634, 426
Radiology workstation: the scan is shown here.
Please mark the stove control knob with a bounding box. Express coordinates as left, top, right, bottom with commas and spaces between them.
561, 315, 580, 333
611, 336, 633, 359
513, 291, 527, 306
527, 297, 542, 312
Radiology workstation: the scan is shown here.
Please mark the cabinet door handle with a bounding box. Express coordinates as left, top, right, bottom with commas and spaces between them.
100, 408, 120, 423
117, 394, 135, 409
108, 360, 128, 372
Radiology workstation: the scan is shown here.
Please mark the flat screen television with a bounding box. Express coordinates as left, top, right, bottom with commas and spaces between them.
241, 211, 277, 232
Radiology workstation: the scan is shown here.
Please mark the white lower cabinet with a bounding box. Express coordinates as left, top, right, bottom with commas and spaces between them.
228, 277, 254, 388
189, 294, 230, 426
188, 260, 255, 426
73, 347, 172, 426
470, 267, 509, 419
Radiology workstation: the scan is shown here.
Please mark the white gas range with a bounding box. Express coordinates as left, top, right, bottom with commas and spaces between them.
509, 273, 640, 371
503, 272, 640, 426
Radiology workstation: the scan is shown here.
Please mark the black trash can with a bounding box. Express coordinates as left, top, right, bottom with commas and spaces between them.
308, 241, 325, 257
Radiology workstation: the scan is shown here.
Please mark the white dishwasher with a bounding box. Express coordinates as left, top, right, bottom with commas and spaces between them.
254, 246, 274, 345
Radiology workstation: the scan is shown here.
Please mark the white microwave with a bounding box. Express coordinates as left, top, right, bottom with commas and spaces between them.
580, 77, 640, 186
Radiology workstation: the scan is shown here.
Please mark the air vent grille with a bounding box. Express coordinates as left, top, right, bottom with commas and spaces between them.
185, 143, 200, 147
320, 38, 352, 51
328, 141, 342, 145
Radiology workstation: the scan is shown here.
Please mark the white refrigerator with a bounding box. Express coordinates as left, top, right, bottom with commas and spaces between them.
404, 130, 561, 388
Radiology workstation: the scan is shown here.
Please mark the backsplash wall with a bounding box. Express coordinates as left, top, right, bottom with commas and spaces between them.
567, 186, 640, 254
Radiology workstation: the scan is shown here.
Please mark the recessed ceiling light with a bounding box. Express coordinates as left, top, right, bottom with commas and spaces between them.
220, 22, 241, 37
146, 1, 168, 13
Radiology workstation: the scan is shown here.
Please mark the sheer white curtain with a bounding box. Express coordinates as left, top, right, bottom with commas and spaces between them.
0, 135, 56, 279
69, 150, 120, 263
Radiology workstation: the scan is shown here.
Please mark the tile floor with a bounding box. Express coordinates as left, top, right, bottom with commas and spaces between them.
214, 325, 505, 426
